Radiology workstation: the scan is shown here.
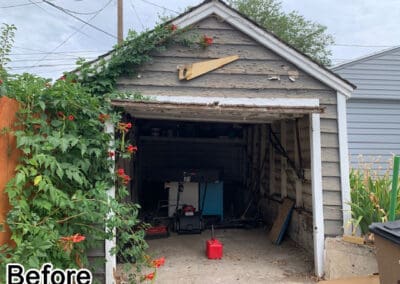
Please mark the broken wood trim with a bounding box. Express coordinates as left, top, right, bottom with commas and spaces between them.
111, 99, 325, 113
294, 120, 303, 207
280, 120, 287, 198
269, 124, 275, 196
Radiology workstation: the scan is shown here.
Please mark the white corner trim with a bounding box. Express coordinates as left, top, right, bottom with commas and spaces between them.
310, 113, 325, 278
173, 1, 354, 97
105, 122, 117, 284
337, 93, 351, 236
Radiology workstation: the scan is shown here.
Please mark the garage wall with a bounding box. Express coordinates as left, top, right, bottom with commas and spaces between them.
138, 138, 245, 183
116, 15, 343, 237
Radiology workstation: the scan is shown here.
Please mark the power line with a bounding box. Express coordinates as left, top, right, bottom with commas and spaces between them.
27, 0, 92, 39
8, 63, 78, 69
28, 0, 114, 71
10, 49, 109, 56
42, 0, 117, 39
130, 0, 145, 30
11, 57, 97, 62
53, 2, 114, 15
139, 0, 179, 14
0, 1, 43, 8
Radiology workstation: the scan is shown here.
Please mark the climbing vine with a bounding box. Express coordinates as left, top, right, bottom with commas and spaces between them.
0, 21, 212, 283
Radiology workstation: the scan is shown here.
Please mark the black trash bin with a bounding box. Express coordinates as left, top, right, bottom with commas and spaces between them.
369, 220, 400, 284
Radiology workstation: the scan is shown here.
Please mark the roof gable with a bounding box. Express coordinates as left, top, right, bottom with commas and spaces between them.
169, 0, 355, 97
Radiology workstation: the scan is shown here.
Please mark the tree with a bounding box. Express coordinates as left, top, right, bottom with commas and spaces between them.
229, 0, 334, 66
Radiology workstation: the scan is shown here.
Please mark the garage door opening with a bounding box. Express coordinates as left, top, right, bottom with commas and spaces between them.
109, 97, 325, 280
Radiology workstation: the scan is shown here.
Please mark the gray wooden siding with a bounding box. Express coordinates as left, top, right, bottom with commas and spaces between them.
117, 15, 343, 237
347, 99, 400, 171
333, 47, 400, 100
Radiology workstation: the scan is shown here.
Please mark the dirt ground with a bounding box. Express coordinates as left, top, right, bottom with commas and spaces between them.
144, 228, 316, 284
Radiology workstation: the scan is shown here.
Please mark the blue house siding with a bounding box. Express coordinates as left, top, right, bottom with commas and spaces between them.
333, 47, 400, 171
347, 99, 400, 170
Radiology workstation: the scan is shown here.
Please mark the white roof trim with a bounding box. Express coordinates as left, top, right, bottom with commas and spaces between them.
151, 95, 319, 107
172, 1, 354, 97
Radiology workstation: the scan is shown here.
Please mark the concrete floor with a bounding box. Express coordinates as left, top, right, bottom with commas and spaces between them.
146, 228, 316, 284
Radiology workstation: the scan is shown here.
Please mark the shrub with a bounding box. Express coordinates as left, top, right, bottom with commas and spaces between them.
349, 156, 400, 235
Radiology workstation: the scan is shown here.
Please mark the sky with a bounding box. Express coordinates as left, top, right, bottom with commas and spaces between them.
1, 0, 400, 79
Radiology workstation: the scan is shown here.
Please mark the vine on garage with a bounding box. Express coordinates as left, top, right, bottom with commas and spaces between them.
0, 22, 206, 283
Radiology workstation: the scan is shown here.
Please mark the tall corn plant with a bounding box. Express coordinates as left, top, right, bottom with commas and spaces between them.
349, 158, 400, 235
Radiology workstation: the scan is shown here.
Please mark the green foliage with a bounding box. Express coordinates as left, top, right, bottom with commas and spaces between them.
229, 0, 334, 65
0, 23, 16, 71
0, 74, 147, 282
78, 24, 189, 95
349, 159, 400, 235
0, 23, 184, 283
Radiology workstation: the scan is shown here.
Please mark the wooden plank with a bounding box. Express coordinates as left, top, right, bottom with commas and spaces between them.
253, 125, 260, 188
294, 120, 303, 207
324, 220, 343, 236
117, 85, 337, 104
119, 71, 330, 90
260, 125, 268, 195
178, 55, 240, 80
323, 190, 342, 206
182, 29, 259, 45
269, 198, 295, 244
321, 118, 338, 134
321, 133, 339, 148
322, 177, 341, 191
193, 15, 234, 30
321, 147, 340, 162
343, 235, 365, 245
269, 125, 276, 195
142, 57, 305, 76
247, 126, 253, 188
310, 113, 325, 277
322, 162, 341, 177
302, 192, 313, 211
151, 43, 283, 60
323, 205, 342, 220
321, 104, 338, 119
281, 120, 288, 198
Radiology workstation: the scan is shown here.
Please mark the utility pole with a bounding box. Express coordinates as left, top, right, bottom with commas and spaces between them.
117, 0, 123, 44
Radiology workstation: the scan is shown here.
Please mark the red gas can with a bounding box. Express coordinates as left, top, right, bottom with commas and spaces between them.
206, 238, 223, 259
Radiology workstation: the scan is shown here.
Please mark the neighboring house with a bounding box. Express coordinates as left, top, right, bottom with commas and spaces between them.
84, 0, 355, 281
333, 47, 400, 172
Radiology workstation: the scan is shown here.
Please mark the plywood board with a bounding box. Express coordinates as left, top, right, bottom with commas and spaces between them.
269, 198, 295, 244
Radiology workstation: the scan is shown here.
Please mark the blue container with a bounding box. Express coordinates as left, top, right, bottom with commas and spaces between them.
199, 182, 223, 221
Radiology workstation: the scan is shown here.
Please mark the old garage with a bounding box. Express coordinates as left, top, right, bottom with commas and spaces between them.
95, 1, 355, 282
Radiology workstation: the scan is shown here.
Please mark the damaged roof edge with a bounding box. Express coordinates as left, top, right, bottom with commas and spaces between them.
111, 98, 325, 114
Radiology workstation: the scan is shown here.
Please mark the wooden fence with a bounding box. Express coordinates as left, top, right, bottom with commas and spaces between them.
0, 97, 20, 247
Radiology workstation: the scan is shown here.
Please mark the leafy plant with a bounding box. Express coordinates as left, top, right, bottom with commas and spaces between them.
349, 157, 400, 235
228, 0, 334, 65
0, 22, 189, 283
0, 23, 16, 70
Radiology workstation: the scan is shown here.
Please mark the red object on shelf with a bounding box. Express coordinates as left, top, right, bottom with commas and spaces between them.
206, 238, 223, 259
